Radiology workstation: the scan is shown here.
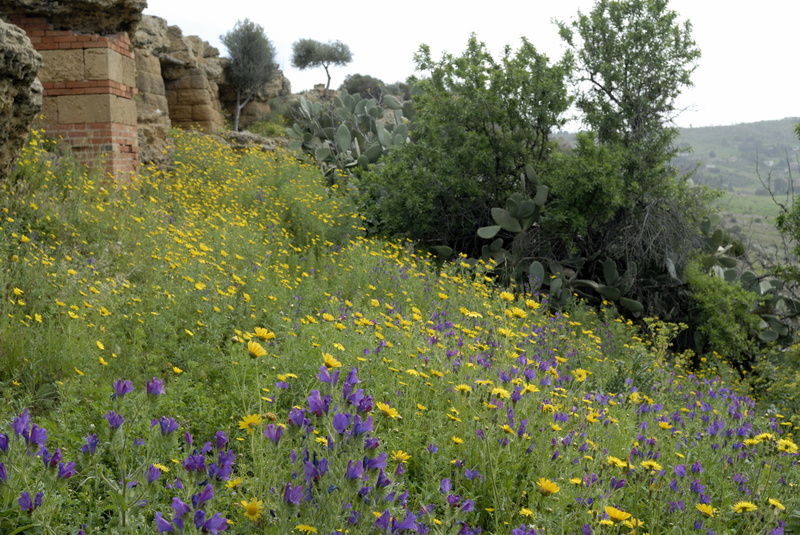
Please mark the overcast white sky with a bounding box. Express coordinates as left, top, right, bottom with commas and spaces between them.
143, 0, 798, 129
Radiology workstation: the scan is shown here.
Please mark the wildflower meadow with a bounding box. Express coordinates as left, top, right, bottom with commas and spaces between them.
0, 129, 798, 534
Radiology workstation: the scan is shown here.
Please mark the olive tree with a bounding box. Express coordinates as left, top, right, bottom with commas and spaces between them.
291, 39, 353, 98
221, 19, 278, 131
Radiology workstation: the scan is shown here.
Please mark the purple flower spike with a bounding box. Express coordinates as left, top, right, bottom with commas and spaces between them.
203, 512, 228, 534
147, 464, 161, 484
171, 497, 190, 519
283, 482, 303, 505
392, 513, 418, 532
27, 424, 47, 447
155, 512, 174, 532
0, 433, 8, 451
106, 411, 124, 430
264, 423, 283, 445
373, 510, 390, 530
57, 461, 76, 479
307, 389, 331, 416
344, 459, 364, 480
191, 484, 214, 509
152, 416, 179, 436
18, 491, 43, 513
81, 433, 98, 454
440, 478, 452, 494
0, 462, 7, 482
146, 377, 165, 396
215, 431, 228, 450
12, 409, 30, 436
333, 412, 351, 435
112, 379, 134, 399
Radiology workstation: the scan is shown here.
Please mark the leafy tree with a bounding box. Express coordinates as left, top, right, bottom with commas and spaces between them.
291, 39, 353, 98
221, 19, 278, 131
359, 35, 571, 252
339, 73, 385, 101
557, 0, 701, 198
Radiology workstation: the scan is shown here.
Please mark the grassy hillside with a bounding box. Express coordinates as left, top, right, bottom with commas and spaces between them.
0, 130, 798, 534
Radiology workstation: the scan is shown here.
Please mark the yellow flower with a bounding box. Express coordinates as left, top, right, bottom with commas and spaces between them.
695, 503, 716, 517
254, 327, 275, 341
226, 477, 243, 489
322, 312, 335, 321
248, 340, 267, 358
294, 525, 318, 534
322, 352, 342, 368
490, 387, 510, 399
238, 413, 263, 434
571, 368, 589, 382
536, 477, 560, 495
99, 357, 108, 366
75, 368, 84, 375
454, 384, 472, 394
173, 366, 183, 374
776, 438, 798, 454
731, 501, 757, 513
519, 508, 534, 517
376, 401, 401, 419
96, 340, 105, 350
570, 477, 583, 485
604, 506, 632, 523
640, 460, 662, 472
499, 291, 514, 302
392, 450, 411, 463
240, 498, 263, 521
658, 421, 673, 430
451, 436, 464, 444
13, 288, 24, 296
768, 498, 785, 510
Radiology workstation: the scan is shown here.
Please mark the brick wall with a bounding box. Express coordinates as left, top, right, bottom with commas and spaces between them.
8, 15, 139, 178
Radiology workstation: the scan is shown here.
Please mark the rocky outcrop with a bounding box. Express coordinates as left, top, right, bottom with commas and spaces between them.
0, 18, 42, 180
0, 0, 146, 34
132, 15, 170, 164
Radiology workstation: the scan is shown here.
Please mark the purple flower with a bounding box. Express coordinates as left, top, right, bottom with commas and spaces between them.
215, 431, 228, 450
147, 464, 161, 484
691, 461, 703, 473
461, 499, 475, 512
57, 461, 76, 479
155, 512, 174, 532
392, 513, 418, 532
674, 464, 687, 477
11, 409, 30, 436
307, 389, 331, 416
352, 415, 373, 435
151, 416, 179, 436
344, 459, 364, 480
317, 365, 341, 386
171, 497, 190, 520
81, 433, 98, 454
27, 424, 47, 447
283, 482, 303, 505
0, 433, 8, 451
333, 412, 351, 434
192, 484, 214, 509
0, 462, 7, 482
18, 491, 43, 512
287, 407, 307, 427
146, 377, 165, 396
366, 453, 387, 471
374, 510, 390, 530
264, 423, 283, 444
182, 453, 206, 473
364, 436, 380, 450
377, 469, 392, 488
440, 478, 452, 494
113, 379, 134, 399
105, 411, 124, 430
41, 447, 62, 468
202, 512, 228, 534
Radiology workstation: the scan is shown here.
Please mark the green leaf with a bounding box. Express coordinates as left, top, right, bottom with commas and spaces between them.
533, 184, 548, 206
758, 329, 779, 342
477, 225, 501, 239
529, 261, 545, 287
489, 238, 504, 253
335, 124, 351, 153
364, 142, 383, 163
491, 207, 522, 233
431, 245, 453, 258
620, 297, 644, 313
603, 258, 619, 286
598, 285, 621, 301
710, 228, 724, 250
314, 147, 331, 162
287, 140, 302, 151
383, 94, 403, 110
717, 256, 737, 268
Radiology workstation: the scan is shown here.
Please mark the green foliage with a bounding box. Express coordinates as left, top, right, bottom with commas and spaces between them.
286, 90, 411, 185
359, 34, 571, 252
558, 0, 701, 197
339, 73, 385, 101
220, 19, 278, 131
291, 39, 353, 96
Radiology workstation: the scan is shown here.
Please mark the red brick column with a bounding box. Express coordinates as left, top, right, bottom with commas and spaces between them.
9, 15, 139, 178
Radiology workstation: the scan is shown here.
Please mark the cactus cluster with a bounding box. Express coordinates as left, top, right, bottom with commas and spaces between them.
475, 166, 644, 313
286, 91, 413, 184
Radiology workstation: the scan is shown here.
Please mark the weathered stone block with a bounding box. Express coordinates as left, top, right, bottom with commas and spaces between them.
39, 49, 84, 82
56, 93, 135, 124
85, 47, 135, 87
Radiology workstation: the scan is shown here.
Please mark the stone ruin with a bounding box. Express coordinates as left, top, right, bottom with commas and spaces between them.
0, 1, 290, 177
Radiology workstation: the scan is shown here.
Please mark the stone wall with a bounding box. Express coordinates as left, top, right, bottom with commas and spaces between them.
0, 18, 42, 180
1, 0, 144, 177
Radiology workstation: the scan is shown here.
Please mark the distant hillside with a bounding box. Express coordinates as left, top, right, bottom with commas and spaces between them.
675, 117, 800, 193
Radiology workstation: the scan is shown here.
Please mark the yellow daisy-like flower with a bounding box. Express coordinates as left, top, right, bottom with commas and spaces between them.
392, 450, 411, 463
658, 421, 673, 430
768, 498, 785, 510
240, 498, 263, 521
452, 436, 464, 444
519, 508, 534, 517
248, 340, 267, 359
640, 460, 662, 472
731, 501, 757, 513
376, 401, 401, 419
695, 503, 716, 517
571, 368, 589, 382
152, 463, 170, 472
322, 352, 342, 368
499, 291, 515, 302
96, 340, 105, 350
294, 524, 318, 533
254, 327, 275, 341
454, 384, 472, 394
226, 477, 243, 489
776, 438, 798, 454
173, 366, 183, 374
238, 413, 263, 434
604, 506, 632, 523
500, 424, 515, 434
570, 477, 583, 485
536, 478, 560, 496
490, 387, 511, 399
607, 456, 629, 468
